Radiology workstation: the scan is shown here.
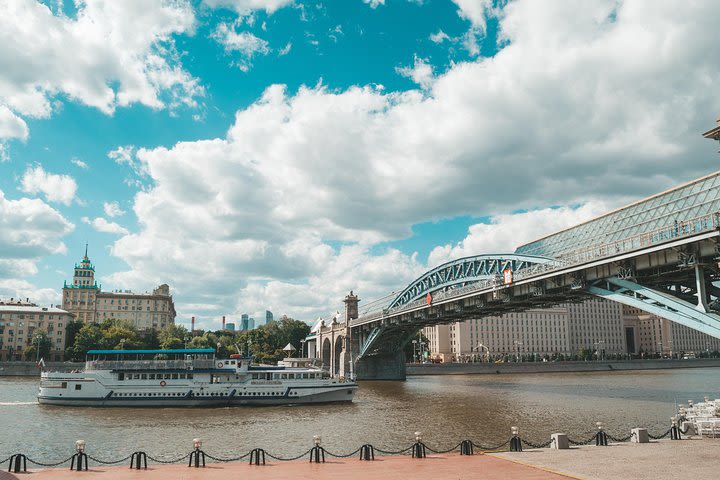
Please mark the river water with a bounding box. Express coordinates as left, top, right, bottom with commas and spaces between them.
1, 368, 718, 461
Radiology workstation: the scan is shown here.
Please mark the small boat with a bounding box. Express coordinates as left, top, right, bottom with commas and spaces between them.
38, 348, 357, 407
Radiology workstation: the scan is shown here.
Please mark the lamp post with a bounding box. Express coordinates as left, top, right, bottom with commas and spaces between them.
300, 339, 306, 358
412, 340, 418, 363
34, 334, 41, 363
514, 341, 523, 363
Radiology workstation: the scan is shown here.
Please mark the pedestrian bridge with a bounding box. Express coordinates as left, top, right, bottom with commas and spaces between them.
313, 170, 720, 380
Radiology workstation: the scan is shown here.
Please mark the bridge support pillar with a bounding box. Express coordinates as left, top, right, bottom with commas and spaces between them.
695, 264, 710, 312
355, 350, 406, 380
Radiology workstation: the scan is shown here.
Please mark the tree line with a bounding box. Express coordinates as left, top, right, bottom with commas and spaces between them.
64, 316, 311, 363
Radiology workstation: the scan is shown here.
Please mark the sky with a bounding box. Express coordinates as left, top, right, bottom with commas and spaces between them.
1, 0, 719, 330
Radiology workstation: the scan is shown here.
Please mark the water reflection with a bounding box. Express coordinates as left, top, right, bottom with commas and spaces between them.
1, 368, 718, 458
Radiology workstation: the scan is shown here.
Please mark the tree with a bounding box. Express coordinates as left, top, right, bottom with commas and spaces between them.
69, 323, 104, 360
63, 319, 84, 358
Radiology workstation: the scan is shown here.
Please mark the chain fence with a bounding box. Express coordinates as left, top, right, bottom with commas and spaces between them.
1, 426, 691, 469
648, 428, 673, 440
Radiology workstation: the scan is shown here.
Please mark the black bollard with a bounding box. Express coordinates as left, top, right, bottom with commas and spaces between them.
460, 440, 474, 456
188, 449, 206, 468
359, 444, 375, 461
8, 454, 27, 473
595, 431, 608, 446
130, 451, 147, 469
70, 452, 88, 471
249, 448, 266, 465
509, 436, 522, 452
670, 425, 681, 440
309, 445, 325, 463
412, 442, 426, 459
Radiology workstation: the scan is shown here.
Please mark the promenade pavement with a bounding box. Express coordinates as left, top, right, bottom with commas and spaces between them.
3, 438, 718, 479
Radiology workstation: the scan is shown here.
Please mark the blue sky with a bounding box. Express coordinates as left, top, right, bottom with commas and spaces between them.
1, 0, 719, 328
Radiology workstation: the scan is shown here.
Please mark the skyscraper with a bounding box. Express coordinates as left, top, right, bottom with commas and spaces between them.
266, 310, 273, 324
241, 314, 249, 331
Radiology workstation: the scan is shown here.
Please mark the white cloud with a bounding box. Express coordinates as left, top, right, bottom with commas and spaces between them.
212, 22, 270, 71
103, 201, 126, 218
0, 105, 29, 141
0, 0, 203, 135
0, 189, 74, 283
20, 165, 78, 205
82, 216, 129, 235
105, 0, 720, 322
108, 145, 149, 180
0, 278, 61, 307
429, 30, 451, 44
363, 0, 385, 8
278, 42, 292, 56
0, 144, 9, 163
452, 0, 495, 30
396, 55, 434, 90
428, 203, 613, 267
71, 158, 89, 169
203, 0, 294, 14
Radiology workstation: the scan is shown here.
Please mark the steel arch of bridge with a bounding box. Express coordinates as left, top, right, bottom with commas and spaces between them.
387, 254, 557, 309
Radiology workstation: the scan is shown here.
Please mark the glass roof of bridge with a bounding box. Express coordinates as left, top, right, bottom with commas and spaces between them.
515, 170, 720, 260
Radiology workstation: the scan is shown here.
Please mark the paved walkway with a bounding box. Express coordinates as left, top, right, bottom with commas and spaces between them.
1, 453, 575, 480
492, 437, 720, 480
4, 438, 720, 480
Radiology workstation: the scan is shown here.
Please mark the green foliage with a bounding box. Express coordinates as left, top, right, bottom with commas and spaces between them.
65, 315, 312, 363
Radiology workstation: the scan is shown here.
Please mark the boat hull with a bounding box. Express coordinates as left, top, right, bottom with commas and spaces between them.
38, 384, 357, 407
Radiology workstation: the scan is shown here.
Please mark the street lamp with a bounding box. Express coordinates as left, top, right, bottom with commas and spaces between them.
412, 340, 418, 363
514, 341, 523, 363
34, 334, 42, 363
300, 339, 306, 358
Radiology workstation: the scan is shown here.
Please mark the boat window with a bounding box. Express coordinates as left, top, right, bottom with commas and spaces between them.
281, 373, 287, 379
188, 374, 193, 380
61, 382, 67, 388
231, 360, 236, 365
117, 373, 124, 381
251, 374, 258, 380
164, 374, 171, 380
288, 374, 295, 379
172, 374, 178, 380
133, 374, 140, 380
74, 384, 82, 390
141, 374, 147, 380
149, 374, 155, 380
179, 374, 186, 379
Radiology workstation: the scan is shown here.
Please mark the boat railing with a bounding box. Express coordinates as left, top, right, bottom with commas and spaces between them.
86, 358, 216, 371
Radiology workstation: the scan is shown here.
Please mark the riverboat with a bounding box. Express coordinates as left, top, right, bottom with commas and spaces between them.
37, 349, 358, 407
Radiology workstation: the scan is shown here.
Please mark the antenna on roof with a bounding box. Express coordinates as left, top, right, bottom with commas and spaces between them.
84, 242, 88, 259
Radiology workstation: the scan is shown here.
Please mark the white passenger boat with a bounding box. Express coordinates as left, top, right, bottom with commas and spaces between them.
38, 349, 357, 407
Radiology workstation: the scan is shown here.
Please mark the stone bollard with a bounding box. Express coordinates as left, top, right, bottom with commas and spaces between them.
631, 428, 649, 443
551, 433, 569, 449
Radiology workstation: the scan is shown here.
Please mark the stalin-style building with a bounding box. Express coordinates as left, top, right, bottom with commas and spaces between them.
61, 246, 176, 331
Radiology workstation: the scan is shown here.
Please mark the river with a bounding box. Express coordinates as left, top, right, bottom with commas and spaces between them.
1, 368, 718, 461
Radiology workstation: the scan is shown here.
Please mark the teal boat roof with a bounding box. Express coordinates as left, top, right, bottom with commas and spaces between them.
86, 349, 215, 355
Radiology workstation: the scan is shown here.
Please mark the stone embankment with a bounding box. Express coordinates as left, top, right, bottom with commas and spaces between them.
3, 438, 718, 480
0, 362, 83, 376
406, 358, 720, 375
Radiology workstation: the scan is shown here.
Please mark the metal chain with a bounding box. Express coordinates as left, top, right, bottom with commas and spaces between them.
520, 438, 554, 449
87, 454, 133, 465
0, 456, 12, 465
324, 447, 362, 458
264, 448, 314, 461
648, 428, 672, 440
567, 435, 597, 446
26, 455, 75, 467
679, 425, 690, 434
373, 445, 415, 455
472, 439, 510, 451
424, 442, 463, 454
606, 433, 633, 442
146, 453, 190, 464
203, 451, 252, 462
